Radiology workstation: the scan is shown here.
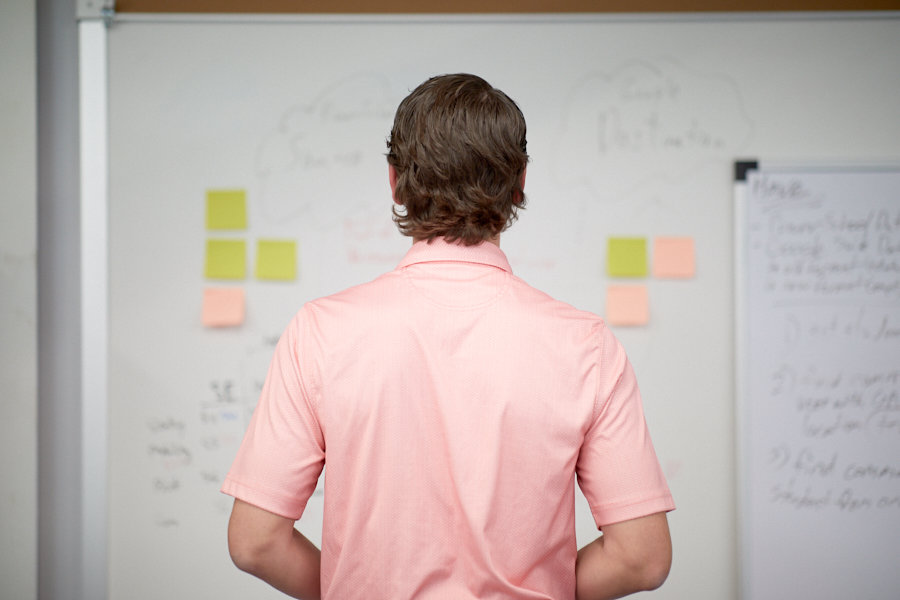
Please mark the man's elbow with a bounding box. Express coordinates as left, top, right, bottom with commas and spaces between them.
228, 536, 262, 575
228, 524, 277, 576
639, 555, 671, 591
632, 542, 672, 591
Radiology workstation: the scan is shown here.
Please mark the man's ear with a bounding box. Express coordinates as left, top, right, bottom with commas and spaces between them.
389, 164, 401, 205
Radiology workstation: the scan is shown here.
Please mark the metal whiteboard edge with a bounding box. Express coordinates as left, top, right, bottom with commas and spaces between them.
733, 170, 753, 600
79, 19, 109, 600
754, 159, 900, 173
84, 10, 900, 25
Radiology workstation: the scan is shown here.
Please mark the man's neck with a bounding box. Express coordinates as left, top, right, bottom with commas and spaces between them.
412, 235, 500, 247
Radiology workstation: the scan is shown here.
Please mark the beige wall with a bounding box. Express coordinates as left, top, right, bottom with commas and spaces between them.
0, 0, 38, 598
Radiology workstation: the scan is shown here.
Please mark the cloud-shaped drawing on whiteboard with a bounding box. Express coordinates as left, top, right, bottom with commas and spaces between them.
254, 74, 396, 227
552, 59, 754, 200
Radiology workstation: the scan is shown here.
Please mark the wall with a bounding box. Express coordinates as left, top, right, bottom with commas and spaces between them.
0, 1, 38, 598
29, 6, 900, 600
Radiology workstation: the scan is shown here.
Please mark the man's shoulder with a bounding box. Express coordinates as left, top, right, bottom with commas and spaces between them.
319, 269, 402, 302
299, 270, 404, 318
506, 273, 606, 325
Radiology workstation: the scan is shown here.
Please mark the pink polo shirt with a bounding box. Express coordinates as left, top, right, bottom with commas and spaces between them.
222, 238, 674, 599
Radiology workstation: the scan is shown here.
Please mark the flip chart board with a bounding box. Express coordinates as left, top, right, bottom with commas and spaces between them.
737, 166, 900, 599
99, 14, 900, 600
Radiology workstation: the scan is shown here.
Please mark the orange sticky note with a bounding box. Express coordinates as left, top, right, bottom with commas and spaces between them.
653, 236, 695, 278
202, 287, 245, 328
606, 285, 649, 326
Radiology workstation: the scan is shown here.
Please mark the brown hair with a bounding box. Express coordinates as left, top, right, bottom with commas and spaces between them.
386, 74, 529, 245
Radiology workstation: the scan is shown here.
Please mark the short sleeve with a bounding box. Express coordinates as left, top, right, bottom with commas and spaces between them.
575, 325, 675, 527
221, 307, 325, 520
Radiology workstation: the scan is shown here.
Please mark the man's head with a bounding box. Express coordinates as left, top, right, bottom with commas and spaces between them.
386, 74, 529, 246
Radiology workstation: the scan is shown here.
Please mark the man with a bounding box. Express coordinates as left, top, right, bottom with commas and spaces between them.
223, 73, 674, 600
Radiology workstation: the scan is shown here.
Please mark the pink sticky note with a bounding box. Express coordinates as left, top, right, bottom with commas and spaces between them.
202, 287, 245, 328
606, 285, 649, 326
653, 236, 695, 279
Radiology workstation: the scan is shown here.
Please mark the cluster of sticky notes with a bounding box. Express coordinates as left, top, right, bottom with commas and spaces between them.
605, 236, 695, 327
205, 238, 297, 281
202, 189, 298, 328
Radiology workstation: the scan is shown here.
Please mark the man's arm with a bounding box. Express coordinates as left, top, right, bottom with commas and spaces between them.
575, 511, 672, 600
227, 498, 321, 600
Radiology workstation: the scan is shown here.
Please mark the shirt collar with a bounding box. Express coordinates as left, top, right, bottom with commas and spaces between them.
397, 237, 513, 274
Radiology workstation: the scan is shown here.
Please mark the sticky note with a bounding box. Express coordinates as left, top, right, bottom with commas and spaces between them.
606, 284, 649, 326
202, 287, 245, 328
255, 239, 297, 281
653, 236, 695, 278
205, 239, 246, 279
607, 237, 648, 277
206, 189, 247, 230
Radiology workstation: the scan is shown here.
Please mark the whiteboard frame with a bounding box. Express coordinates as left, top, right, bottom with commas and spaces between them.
734, 160, 900, 600
79, 17, 109, 600
90, 8, 900, 25
733, 167, 750, 600
80, 12, 900, 600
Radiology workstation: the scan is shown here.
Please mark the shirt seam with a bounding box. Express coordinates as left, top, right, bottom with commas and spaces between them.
399, 256, 512, 272
396, 241, 513, 273
592, 320, 608, 425
221, 474, 305, 518
399, 264, 513, 311
589, 490, 673, 512
294, 305, 325, 443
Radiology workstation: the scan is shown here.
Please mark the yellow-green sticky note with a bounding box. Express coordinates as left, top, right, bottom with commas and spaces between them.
206, 189, 247, 230
607, 237, 648, 277
205, 239, 246, 279
255, 240, 296, 281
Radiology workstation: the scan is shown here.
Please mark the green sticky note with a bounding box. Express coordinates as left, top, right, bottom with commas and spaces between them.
607, 237, 648, 277
255, 240, 297, 281
205, 239, 246, 279
206, 189, 247, 230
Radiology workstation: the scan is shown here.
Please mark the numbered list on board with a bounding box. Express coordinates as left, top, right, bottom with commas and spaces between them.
745, 170, 900, 517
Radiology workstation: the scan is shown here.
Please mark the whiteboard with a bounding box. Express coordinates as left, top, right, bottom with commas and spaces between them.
102, 15, 900, 600
738, 166, 900, 600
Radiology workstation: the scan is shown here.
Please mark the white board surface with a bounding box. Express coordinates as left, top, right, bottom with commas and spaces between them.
102, 15, 900, 600
739, 167, 900, 600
